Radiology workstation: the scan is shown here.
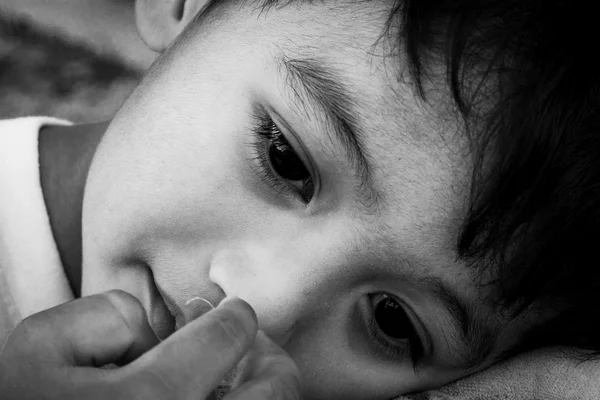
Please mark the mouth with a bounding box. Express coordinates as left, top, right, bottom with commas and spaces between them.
157, 287, 187, 332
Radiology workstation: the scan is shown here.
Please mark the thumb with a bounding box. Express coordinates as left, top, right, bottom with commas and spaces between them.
4, 290, 159, 367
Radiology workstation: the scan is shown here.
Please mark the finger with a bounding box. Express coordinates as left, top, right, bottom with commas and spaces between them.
223, 331, 302, 400
129, 297, 258, 399
9, 290, 159, 367
222, 378, 300, 400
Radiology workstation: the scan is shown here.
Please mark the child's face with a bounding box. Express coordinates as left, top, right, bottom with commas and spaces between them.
80, 1, 528, 398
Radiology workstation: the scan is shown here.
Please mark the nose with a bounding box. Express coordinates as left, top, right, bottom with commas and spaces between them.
209, 247, 317, 348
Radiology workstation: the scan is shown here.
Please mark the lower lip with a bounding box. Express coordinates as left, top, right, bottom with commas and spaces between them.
175, 317, 186, 332
174, 311, 188, 331
148, 284, 176, 340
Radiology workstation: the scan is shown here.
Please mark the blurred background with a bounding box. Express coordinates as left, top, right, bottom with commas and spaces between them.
0, 0, 158, 123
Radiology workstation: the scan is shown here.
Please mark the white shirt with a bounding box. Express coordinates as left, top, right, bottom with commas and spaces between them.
0, 117, 75, 347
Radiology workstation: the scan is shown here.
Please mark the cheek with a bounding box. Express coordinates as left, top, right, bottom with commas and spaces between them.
82, 95, 255, 271
81, 21, 278, 271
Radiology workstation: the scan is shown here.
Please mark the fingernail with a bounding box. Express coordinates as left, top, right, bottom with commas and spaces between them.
218, 296, 240, 308
218, 297, 258, 334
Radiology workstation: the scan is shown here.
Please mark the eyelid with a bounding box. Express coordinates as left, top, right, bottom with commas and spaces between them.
401, 301, 433, 359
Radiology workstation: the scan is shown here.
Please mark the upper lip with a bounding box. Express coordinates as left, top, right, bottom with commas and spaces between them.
156, 284, 226, 330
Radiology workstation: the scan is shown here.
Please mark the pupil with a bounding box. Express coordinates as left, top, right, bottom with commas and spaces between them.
269, 144, 310, 181
374, 295, 413, 340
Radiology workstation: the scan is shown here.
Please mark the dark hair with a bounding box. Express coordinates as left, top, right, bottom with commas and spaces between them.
255, 0, 600, 360
385, 0, 600, 359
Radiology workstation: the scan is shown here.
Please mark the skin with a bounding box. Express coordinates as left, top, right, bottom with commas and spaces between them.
38, 0, 535, 398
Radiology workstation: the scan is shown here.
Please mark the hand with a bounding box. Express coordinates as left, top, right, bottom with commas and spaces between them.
0, 290, 301, 400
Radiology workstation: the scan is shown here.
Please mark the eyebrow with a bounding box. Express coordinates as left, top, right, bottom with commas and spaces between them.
276, 53, 381, 211
418, 275, 498, 369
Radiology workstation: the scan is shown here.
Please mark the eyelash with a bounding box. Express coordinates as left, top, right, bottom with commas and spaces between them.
366, 294, 425, 372
247, 110, 314, 202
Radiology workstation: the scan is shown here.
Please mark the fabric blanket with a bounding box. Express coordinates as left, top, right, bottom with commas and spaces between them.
395, 347, 600, 399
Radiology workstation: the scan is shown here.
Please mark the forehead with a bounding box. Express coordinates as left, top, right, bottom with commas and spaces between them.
186, 0, 474, 260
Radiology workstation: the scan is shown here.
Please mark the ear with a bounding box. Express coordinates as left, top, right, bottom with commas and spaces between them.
135, 0, 208, 52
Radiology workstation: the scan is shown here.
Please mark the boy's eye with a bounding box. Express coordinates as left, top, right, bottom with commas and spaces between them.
249, 111, 315, 202
269, 137, 311, 182
366, 293, 425, 369
373, 294, 417, 340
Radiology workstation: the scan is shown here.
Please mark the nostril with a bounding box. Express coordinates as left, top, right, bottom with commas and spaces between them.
209, 279, 227, 308
214, 281, 227, 300
174, 1, 185, 21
